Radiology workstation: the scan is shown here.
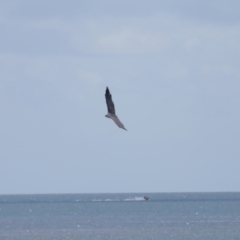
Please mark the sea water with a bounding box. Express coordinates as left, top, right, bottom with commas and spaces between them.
0, 192, 240, 240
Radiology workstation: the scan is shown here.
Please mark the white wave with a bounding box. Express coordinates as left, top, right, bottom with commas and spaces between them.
91, 198, 120, 202
91, 197, 147, 202
124, 197, 146, 201
104, 198, 120, 202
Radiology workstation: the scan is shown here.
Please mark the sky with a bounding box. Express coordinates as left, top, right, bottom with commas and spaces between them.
0, 0, 240, 194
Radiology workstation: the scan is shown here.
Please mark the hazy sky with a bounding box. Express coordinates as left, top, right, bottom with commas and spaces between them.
0, 0, 240, 194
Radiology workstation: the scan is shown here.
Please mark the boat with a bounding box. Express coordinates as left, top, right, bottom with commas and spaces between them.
143, 196, 150, 201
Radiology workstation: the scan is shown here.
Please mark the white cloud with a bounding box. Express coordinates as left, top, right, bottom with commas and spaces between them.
69, 15, 240, 59
95, 28, 168, 54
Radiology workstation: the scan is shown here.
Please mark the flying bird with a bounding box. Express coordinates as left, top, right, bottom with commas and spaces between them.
105, 87, 127, 131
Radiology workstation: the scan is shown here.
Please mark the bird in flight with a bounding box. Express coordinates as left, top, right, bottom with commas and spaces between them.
105, 87, 127, 131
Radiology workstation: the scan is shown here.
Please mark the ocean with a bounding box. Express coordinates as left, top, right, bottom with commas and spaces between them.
0, 192, 239, 240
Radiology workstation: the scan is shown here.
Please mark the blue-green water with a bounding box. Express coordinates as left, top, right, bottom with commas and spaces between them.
0, 192, 240, 240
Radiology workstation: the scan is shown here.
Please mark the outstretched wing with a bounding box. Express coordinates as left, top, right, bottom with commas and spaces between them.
111, 115, 127, 131
105, 87, 115, 114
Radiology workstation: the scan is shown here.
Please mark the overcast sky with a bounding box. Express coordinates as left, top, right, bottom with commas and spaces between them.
0, 0, 240, 194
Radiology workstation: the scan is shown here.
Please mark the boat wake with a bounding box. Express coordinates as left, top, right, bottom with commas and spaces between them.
123, 197, 146, 201
91, 196, 147, 202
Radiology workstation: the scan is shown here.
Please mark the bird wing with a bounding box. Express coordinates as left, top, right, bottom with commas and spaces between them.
111, 115, 127, 131
105, 87, 116, 114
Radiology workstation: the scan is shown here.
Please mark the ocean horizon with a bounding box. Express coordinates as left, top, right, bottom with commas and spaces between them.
0, 192, 240, 239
